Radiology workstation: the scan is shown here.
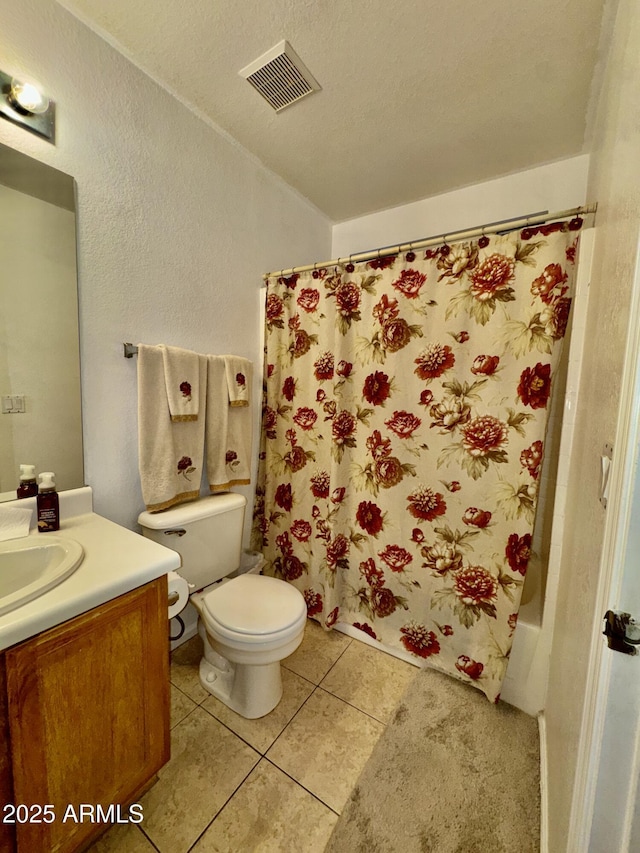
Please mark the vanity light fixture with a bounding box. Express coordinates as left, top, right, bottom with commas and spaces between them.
0, 70, 55, 142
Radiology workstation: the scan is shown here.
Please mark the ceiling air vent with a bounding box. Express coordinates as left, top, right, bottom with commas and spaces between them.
239, 40, 321, 113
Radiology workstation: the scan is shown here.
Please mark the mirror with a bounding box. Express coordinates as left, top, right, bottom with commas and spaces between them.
0, 142, 83, 501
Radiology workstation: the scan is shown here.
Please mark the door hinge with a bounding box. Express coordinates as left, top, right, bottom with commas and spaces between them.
603, 610, 640, 655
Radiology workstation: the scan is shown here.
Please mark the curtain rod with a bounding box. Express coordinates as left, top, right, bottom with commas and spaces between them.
262, 203, 597, 281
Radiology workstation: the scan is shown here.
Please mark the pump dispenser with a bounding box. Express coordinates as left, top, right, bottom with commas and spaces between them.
17, 464, 38, 499
37, 472, 59, 532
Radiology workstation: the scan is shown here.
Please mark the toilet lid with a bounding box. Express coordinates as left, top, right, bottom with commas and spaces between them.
202, 574, 306, 636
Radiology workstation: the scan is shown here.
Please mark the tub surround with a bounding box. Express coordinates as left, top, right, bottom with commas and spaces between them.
0, 486, 180, 650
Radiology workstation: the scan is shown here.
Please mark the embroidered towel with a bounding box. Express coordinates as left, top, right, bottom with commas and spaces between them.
223, 355, 251, 407
226, 358, 253, 487
138, 344, 207, 512
0, 505, 33, 542
206, 357, 252, 491
160, 345, 200, 422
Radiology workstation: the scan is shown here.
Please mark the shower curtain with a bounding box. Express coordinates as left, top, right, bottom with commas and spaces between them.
252, 220, 582, 701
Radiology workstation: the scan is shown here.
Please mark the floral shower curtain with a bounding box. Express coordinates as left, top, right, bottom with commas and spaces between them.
252, 220, 582, 701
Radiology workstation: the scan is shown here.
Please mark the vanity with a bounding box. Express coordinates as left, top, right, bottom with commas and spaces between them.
0, 488, 180, 853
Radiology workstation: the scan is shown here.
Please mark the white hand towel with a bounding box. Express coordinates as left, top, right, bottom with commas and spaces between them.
223, 355, 251, 407
0, 506, 33, 542
160, 345, 200, 422
205, 356, 230, 491
206, 356, 253, 492
138, 344, 207, 512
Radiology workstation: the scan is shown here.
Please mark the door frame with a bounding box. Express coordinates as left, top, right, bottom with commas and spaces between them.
567, 232, 640, 850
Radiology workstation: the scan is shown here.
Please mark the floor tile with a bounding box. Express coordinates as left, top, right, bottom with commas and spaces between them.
282, 620, 351, 685
140, 707, 259, 853
171, 683, 198, 729
86, 823, 155, 853
191, 759, 338, 852
170, 634, 209, 704
201, 666, 315, 754
266, 688, 384, 813
320, 638, 416, 723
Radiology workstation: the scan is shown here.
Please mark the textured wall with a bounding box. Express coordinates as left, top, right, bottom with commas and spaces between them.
545, 0, 640, 847
0, 0, 331, 531
331, 156, 590, 258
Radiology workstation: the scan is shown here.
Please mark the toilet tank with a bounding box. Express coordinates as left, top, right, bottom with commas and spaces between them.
138, 494, 246, 591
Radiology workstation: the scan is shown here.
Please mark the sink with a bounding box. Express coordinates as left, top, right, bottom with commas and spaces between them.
0, 535, 84, 617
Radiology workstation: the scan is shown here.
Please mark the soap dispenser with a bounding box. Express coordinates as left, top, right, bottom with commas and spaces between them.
37, 472, 59, 532
16, 464, 38, 499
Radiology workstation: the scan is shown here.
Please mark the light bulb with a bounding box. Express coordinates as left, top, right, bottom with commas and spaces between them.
9, 79, 50, 115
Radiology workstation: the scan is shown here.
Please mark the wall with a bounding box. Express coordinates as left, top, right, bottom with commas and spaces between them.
331, 156, 590, 258
544, 0, 640, 847
0, 0, 331, 531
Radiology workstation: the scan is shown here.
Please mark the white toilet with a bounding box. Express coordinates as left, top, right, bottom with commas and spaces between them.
138, 493, 307, 719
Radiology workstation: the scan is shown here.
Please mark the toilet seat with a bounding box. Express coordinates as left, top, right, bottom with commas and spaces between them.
201, 574, 307, 646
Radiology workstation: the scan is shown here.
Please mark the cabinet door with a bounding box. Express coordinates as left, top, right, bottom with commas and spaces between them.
5, 578, 169, 853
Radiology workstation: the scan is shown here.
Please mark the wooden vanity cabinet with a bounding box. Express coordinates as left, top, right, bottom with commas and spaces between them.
0, 577, 170, 853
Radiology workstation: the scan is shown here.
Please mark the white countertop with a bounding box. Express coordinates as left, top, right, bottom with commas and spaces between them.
0, 487, 181, 651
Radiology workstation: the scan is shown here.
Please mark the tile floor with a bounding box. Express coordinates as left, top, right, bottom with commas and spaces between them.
89, 621, 415, 853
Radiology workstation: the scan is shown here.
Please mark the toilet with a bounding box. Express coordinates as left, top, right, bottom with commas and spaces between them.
138, 493, 307, 719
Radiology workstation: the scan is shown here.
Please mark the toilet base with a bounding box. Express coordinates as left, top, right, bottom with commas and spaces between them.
198, 652, 283, 719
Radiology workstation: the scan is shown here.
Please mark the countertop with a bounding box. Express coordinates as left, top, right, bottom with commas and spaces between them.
0, 487, 180, 651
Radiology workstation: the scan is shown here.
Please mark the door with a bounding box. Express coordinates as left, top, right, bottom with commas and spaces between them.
588, 467, 640, 851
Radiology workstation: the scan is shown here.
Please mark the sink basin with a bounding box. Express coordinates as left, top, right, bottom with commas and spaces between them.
0, 535, 84, 617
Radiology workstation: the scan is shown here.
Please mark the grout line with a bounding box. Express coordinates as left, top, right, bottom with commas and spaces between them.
262, 755, 341, 815
183, 760, 262, 853
263, 684, 322, 755
169, 682, 201, 729
138, 824, 163, 852
170, 702, 199, 731
315, 684, 390, 728
197, 700, 272, 755
317, 638, 354, 687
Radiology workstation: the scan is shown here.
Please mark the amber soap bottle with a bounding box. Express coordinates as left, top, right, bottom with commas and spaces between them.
37, 472, 60, 532
16, 464, 38, 499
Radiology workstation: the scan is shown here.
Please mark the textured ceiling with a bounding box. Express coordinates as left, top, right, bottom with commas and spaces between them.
56, 0, 607, 222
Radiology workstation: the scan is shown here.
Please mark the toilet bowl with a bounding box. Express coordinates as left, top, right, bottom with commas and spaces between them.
191, 574, 307, 718
137, 494, 307, 719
